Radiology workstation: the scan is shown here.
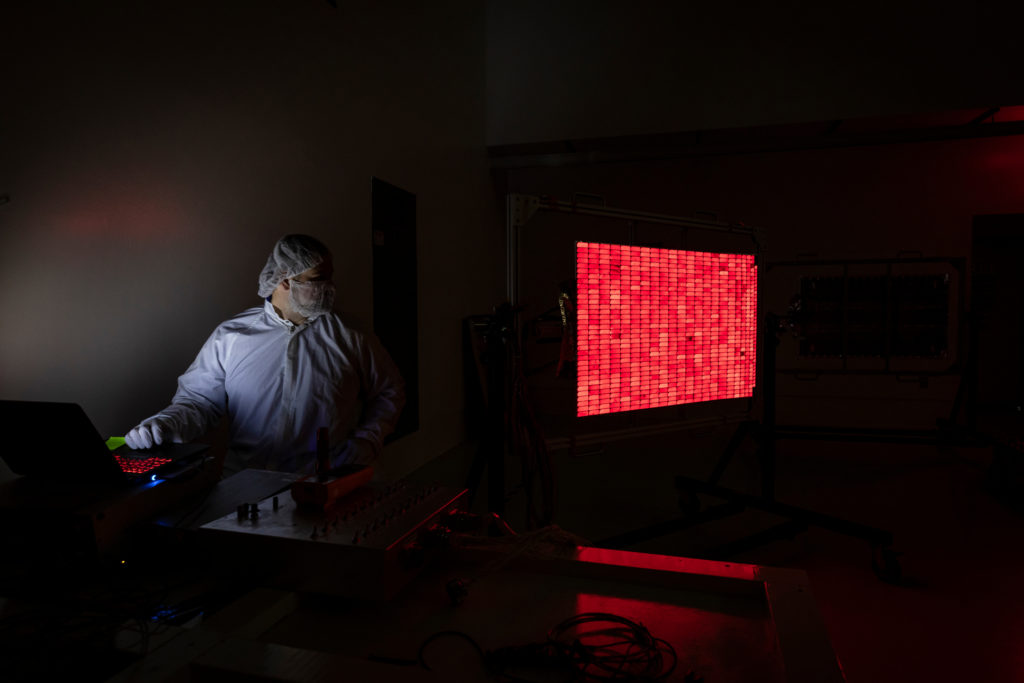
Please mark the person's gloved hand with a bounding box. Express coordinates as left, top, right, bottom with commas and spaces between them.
335, 437, 378, 466
125, 419, 178, 450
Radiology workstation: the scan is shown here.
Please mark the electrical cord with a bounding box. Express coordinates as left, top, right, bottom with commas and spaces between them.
548, 612, 679, 682
0, 527, 252, 683
417, 612, 691, 682
508, 322, 556, 531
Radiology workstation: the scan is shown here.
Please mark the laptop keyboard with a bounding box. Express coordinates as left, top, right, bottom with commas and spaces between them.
114, 454, 172, 475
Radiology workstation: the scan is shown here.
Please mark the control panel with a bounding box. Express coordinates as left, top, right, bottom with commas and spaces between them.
198, 480, 467, 598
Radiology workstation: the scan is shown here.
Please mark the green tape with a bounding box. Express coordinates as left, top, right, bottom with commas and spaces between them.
106, 436, 126, 452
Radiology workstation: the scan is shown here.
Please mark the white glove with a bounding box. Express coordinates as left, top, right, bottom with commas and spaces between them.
125, 419, 178, 450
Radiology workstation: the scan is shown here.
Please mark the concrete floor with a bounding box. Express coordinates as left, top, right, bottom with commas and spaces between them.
637, 440, 1024, 683
419, 435, 1024, 683
763, 441, 1024, 683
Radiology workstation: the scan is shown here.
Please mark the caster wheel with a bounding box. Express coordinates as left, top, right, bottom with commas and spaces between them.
871, 545, 903, 584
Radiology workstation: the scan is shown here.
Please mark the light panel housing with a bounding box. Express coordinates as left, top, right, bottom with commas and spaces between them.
576, 242, 757, 417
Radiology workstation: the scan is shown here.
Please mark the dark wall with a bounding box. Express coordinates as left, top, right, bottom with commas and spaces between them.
487, 0, 1023, 145
0, 0, 500, 480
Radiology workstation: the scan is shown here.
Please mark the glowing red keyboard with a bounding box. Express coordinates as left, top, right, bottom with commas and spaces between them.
114, 455, 172, 475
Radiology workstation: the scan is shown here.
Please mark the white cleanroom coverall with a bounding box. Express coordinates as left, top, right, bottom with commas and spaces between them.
141, 299, 404, 475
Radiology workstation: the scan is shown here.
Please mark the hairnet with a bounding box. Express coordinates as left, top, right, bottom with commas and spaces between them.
257, 234, 332, 298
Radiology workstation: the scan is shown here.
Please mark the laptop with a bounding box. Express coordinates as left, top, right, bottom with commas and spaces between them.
0, 400, 208, 485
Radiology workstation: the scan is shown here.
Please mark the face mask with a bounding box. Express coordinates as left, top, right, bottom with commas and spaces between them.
289, 280, 336, 320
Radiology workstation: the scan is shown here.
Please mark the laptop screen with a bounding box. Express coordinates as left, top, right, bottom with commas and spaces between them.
0, 401, 124, 481
0, 401, 211, 485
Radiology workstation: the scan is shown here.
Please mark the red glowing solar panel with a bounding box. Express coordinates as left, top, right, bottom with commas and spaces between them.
576, 242, 757, 417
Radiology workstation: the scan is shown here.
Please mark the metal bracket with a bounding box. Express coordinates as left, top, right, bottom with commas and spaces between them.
506, 194, 543, 305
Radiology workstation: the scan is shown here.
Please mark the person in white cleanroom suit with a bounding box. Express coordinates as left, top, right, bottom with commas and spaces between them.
125, 234, 405, 476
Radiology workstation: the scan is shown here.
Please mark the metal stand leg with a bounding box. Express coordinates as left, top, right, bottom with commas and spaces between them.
596, 313, 904, 583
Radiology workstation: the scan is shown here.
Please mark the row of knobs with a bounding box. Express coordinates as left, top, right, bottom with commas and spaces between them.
308, 482, 442, 543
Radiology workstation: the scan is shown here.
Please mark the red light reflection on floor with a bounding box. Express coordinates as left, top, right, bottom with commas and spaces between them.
576, 242, 757, 417
574, 546, 758, 581
575, 592, 706, 639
